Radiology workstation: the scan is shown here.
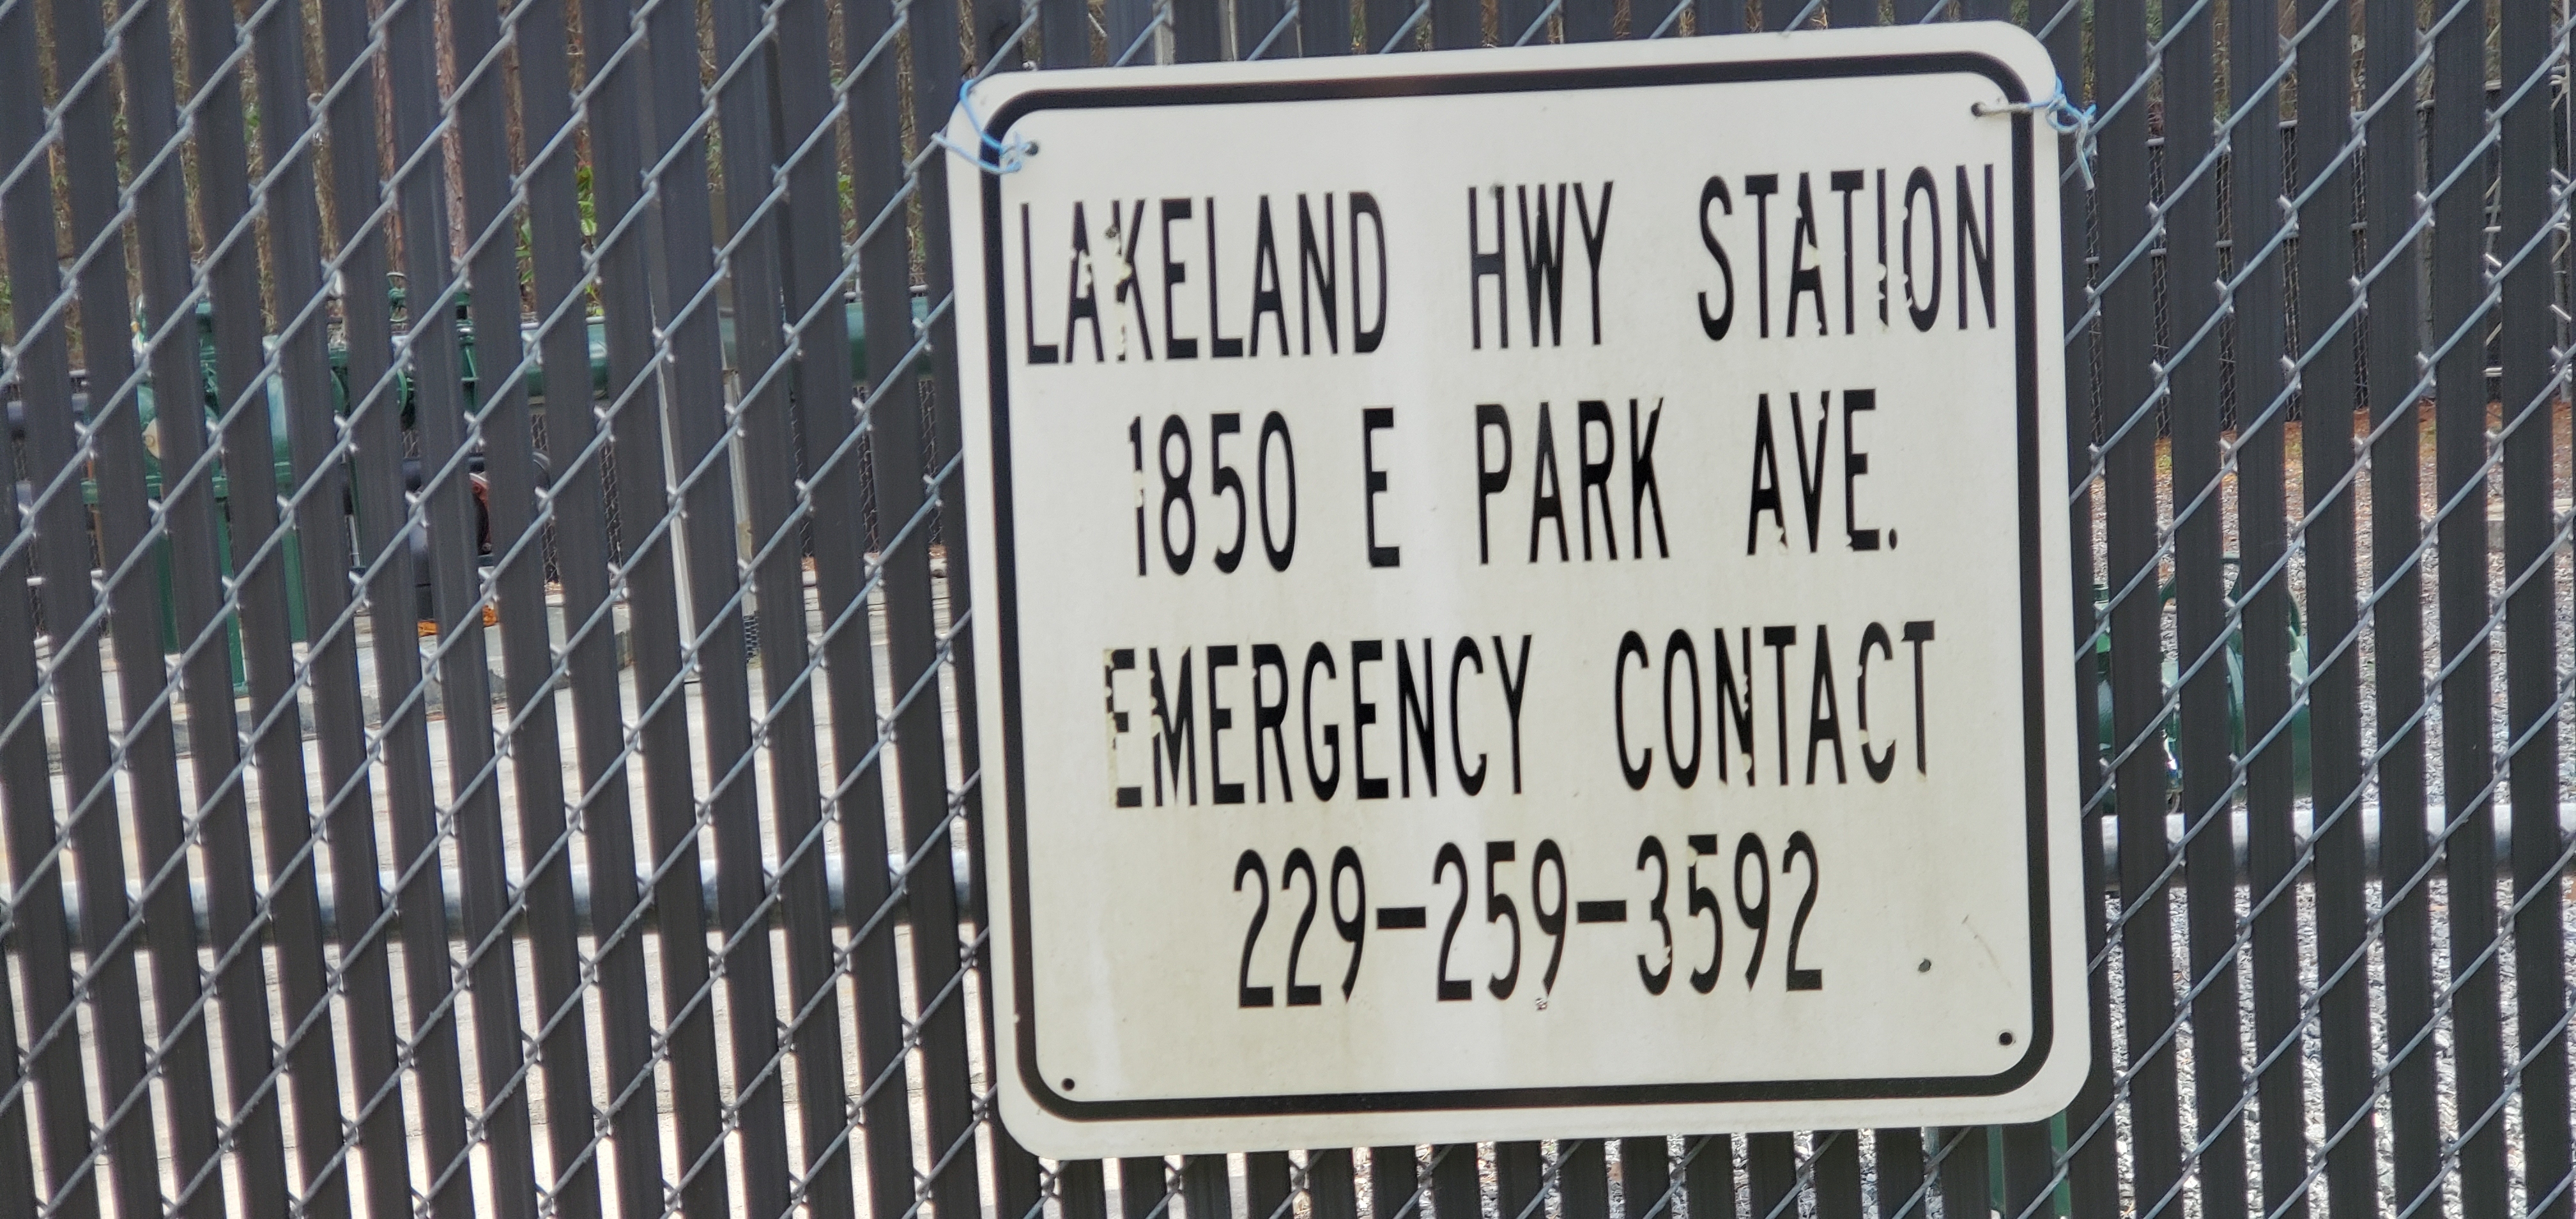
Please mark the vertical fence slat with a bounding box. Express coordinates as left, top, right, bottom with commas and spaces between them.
1742, 1133, 1793, 1216
2028, 0, 2117, 1211
1124, 1157, 1170, 1219
383, 0, 506, 1204
1303, 0, 1353, 53
2361, 1, 2438, 1211
1306, 1149, 1358, 1219
843, 0, 930, 1206
2293, 0, 2376, 1208
45, 0, 172, 1209
623, 0, 741, 1204
769, 0, 864, 1209
0, 31, 49, 1193
2498, 0, 2572, 1213
1432, 1142, 1478, 1219
1183, 1154, 1235, 1219
103, 0, 235, 1212
557, 0, 675, 1209
1176, 0, 1225, 61
1496, 1143, 1542, 1219
310, 0, 422, 1207
0, 451, 38, 1219
899, 6, 991, 1219
1807, 1132, 1857, 1219
1995, 1120, 2051, 1219
629, 0, 744, 1198
2219, 0, 2304, 1213
1868, 1131, 1917, 1218
1556, 1140, 1606, 1219
243, 0, 356, 1203
1247, 1151, 1293, 1219
1368, 1147, 1415, 1219
1238, 0, 1294, 56
1062, 1160, 1110, 1219
1681, 1136, 1734, 1219
176, 0, 314, 1201
705, 0, 806, 1208
112, 7, 234, 1206
468, 0, 603, 1209
2159, 0, 2243, 1211
1621, 1138, 1669, 1219
2427, 0, 2508, 1209
1430, 0, 1478, 49
1932, 1128, 1984, 1219
2095, 0, 2186, 1208
441, 0, 557, 1211
0, 21, 98, 1213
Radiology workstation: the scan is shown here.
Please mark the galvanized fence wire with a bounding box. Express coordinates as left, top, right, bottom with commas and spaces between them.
0, 0, 2571, 1218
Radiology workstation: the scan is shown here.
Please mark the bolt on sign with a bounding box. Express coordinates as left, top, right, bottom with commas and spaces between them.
945, 22, 2085, 1157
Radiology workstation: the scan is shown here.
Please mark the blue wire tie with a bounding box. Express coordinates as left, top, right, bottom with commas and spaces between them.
933, 79, 1036, 175
1975, 78, 2096, 191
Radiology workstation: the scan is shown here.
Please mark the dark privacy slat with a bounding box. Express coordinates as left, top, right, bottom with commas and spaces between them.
898, 1, 990, 1218
1432, 1144, 1478, 1219
0, 15, 98, 1215
0, 23, 48, 1189
1184, 1156, 1234, 1219
2218, 0, 2303, 1213
2032, 0, 2118, 1211
243, 0, 355, 1207
1238, 0, 1295, 56
1556, 1140, 1607, 1219
2499, 0, 2571, 1213
1306, 1149, 1359, 1219
1496, 1142, 1543, 1219
103, 1, 232, 1214
843, 0, 930, 1207
2427, 0, 2507, 1209
172, 0, 310, 1202
312, 0, 419, 1209
440, 0, 548, 1211
1744, 1133, 1795, 1218
1996, 1122, 2052, 1219
629, 0, 740, 1206
767, 0, 862, 1209
1174, 0, 1225, 61
1369, 1147, 1416, 1219
1934, 1128, 1986, 1219
1622, 1138, 1670, 1219
705, 0, 802, 1208
2095, 0, 2183, 1208
2160, 0, 2244, 1212
47, 0, 169, 1208
2293, 0, 2374, 1209
382, 0, 500, 1205
1123, 1158, 1170, 1219
2361, 0, 2436, 1211
1303, 0, 1353, 53
1869, 1131, 1919, 1219
1246, 1151, 1294, 1219
1682, 1136, 1735, 1219
564, 0, 678, 1208
1808, 1134, 1858, 1219
1431, 0, 1478, 49
471, 0, 600, 1209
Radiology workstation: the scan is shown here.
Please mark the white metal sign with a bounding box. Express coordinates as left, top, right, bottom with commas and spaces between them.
946, 23, 2085, 1157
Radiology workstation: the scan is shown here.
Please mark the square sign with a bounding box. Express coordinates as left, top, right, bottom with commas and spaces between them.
946, 22, 2085, 1157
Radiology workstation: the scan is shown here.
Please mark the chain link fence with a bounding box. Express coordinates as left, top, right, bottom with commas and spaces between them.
0, 0, 2568, 1216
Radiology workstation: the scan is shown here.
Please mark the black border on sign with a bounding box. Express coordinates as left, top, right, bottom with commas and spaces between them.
977, 49, 2050, 1123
